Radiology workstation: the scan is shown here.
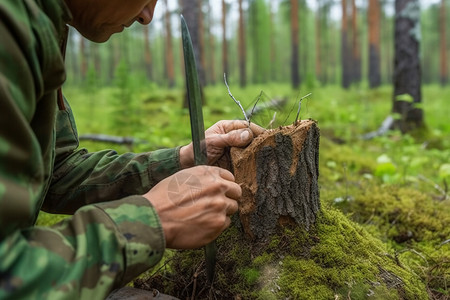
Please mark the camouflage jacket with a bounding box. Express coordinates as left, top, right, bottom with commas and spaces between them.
0, 0, 181, 299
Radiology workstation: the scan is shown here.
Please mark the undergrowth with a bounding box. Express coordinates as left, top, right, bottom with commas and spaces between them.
38, 84, 450, 299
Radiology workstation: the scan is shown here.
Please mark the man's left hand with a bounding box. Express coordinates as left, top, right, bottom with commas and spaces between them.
180, 120, 265, 170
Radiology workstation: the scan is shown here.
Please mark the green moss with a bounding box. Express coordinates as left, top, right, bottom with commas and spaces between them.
277, 209, 428, 300
143, 207, 428, 299
240, 268, 260, 285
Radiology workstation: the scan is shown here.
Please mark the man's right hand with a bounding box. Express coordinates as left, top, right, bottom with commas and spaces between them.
142, 166, 241, 249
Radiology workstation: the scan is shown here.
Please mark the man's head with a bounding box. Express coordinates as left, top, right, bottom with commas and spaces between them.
65, 0, 158, 42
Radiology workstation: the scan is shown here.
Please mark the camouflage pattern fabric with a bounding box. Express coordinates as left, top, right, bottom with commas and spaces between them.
0, 0, 181, 298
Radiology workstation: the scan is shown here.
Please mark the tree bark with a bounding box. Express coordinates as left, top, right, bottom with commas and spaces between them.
164, 0, 175, 88
341, 0, 351, 88
440, 0, 448, 86
291, 0, 300, 89
80, 37, 88, 81
222, 0, 229, 76
197, 0, 207, 86
231, 120, 320, 241
238, 0, 247, 87
143, 25, 153, 81
315, 0, 322, 84
351, 0, 361, 84
206, 1, 216, 84
368, 0, 381, 88
392, 0, 423, 133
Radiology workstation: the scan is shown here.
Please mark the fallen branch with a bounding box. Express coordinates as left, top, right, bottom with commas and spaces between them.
244, 97, 288, 119
361, 115, 394, 140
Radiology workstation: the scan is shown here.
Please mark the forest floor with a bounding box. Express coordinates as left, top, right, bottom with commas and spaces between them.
38, 84, 450, 299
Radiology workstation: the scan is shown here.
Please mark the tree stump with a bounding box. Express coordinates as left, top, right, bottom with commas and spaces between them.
230, 119, 320, 240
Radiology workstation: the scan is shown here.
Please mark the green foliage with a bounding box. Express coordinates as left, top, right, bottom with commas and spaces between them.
38, 84, 450, 298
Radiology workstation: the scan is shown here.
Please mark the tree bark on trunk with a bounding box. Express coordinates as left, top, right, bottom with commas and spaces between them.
269, 1, 277, 82
440, 0, 448, 86
392, 0, 423, 133
231, 120, 320, 241
143, 25, 153, 81
222, 0, 229, 76
206, 1, 216, 85
164, 0, 175, 88
197, 0, 207, 87
80, 37, 88, 81
315, 0, 322, 84
291, 0, 300, 89
238, 0, 247, 87
368, 0, 381, 88
341, 0, 351, 88
351, 0, 361, 84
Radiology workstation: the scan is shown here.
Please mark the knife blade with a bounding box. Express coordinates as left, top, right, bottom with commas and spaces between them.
181, 15, 217, 284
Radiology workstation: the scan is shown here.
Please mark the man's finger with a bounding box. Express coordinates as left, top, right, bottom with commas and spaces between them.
209, 128, 253, 150
218, 120, 265, 136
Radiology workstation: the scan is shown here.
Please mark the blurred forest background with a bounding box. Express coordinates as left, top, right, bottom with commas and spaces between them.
63, 0, 449, 89
46, 1, 450, 298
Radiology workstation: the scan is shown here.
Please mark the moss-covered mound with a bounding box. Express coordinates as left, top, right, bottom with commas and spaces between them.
135, 207, 428, 299
333, 185, 450, 299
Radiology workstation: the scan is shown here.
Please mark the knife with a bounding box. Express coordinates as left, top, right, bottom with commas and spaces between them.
181, 15, 217, 284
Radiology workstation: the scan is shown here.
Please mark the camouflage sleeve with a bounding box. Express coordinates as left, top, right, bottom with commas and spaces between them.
1, 196, 165, 299
43, 97, 182, 214
0, 1, 170, 298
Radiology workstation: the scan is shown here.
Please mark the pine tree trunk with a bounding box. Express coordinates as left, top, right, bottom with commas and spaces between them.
238, 0, 247, 88
315, 1, 322, 83
197, 0, 207, 87
291, 0, 300, 89
80, 37, 88, 81
222, 0, 229, 76
164, 0, 175, 88
341, 0, 351, 88
392, 0, 423, 133
143, 26, 153, 81
440, 0, 448, 86
368, 0, 381, 88
351, 0, 361, 84
206, 1, 216, 85
231, 120, 320, 241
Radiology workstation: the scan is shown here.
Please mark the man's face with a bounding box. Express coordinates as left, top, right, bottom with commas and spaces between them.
66, 0, 158, 42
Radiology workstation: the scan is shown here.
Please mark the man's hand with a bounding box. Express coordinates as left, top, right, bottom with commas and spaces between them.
142, 166, 240, 249
179, 120, 265, 169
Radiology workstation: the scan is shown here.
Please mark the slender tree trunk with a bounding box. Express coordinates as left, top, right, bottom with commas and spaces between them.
440, 0, 448, 86
222, 0, 229, 76
341, 0, 351, 88
197, 0, 207, 86
143, 26, 153, 81
69, 30, 80, 84
164, 0, 175, 88
392, 0, 423, 133
351, 0, 361, 84
207, 1, 216, 85
368, 0, 381, 88
269, 1, 277, 82
291, 0, 300, 89
238, 0, 247, 87
315, 0, 322, 84
80, 37, 88, 81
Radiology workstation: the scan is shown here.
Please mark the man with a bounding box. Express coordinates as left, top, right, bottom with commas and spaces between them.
0, 0, 263, 298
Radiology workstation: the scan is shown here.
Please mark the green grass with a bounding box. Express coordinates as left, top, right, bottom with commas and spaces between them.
38, 83, 450, 298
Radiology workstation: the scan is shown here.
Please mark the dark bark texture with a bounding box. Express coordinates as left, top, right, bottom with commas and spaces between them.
393, 0, 423, 132
231, 120, 320, 241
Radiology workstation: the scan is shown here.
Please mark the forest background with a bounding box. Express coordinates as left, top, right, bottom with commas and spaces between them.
38, 0, 450, 298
